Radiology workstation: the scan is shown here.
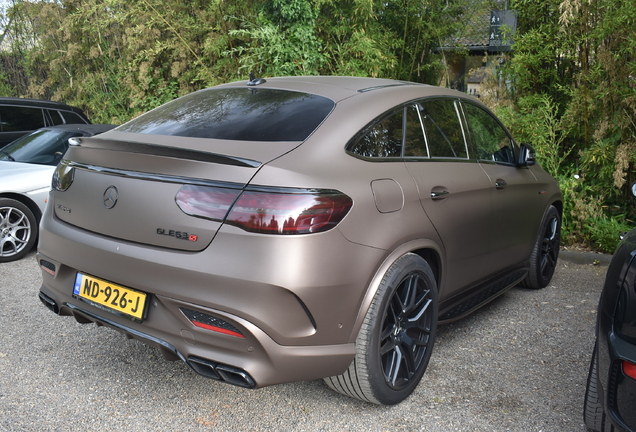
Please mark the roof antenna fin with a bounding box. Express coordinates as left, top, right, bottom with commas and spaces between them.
247, 72, 266, 86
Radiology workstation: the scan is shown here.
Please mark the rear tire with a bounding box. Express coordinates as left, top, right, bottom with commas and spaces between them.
324, 253, 438, 405
521, 205, 560, 289
0, 198, 38, 263
583, 341, 609, 431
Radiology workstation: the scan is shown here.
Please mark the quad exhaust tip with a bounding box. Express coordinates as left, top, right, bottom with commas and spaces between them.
188, 356, 256, 388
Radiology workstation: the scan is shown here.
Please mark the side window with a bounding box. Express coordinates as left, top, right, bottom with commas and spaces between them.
347, 108, 403, 158
60, 111, 88, 124
0, 106, 45, 131
463, 103, 515, 163
419, 100, 467, 158
47, 109, 65, 125
404, 104, 428, 157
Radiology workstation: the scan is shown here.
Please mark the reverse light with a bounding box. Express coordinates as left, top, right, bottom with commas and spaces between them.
624, 360, 636, 380
176, 184, 353, 235
52, 161, 75, 191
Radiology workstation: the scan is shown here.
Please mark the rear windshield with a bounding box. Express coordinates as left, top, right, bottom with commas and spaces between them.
118, 88, 335, 142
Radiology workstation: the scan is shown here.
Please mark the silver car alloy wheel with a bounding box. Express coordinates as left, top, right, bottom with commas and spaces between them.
0, 204, 32, 258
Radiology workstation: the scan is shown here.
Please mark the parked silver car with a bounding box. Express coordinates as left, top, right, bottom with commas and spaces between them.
37, 76, 561, 404
0, 124, 116, 262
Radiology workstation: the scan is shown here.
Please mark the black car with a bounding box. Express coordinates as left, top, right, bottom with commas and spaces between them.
584, 191, 636, 431
0, 97, 90, 148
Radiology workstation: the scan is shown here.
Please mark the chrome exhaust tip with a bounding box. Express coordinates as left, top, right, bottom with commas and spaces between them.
188, 356, 256, 388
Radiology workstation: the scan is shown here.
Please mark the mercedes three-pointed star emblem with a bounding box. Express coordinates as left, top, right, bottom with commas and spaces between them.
103, 186, 119, 209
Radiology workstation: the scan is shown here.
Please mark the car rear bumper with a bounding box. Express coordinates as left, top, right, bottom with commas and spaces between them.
35, 201, 387, 387
37, 278, 356, 388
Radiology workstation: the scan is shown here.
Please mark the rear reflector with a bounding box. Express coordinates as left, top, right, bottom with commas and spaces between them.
180, 308, 245, 338
40, 259, 57, 276
176, 184, 353, 235
191, 321, 244, 338
624, 360, 636, 380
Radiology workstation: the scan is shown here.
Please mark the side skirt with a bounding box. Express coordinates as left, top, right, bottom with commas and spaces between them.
438, 267, 527, 324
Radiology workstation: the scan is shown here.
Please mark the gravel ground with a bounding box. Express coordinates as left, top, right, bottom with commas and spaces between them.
0, 250, 607, 431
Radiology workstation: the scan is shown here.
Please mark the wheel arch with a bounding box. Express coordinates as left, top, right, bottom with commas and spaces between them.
550, 199, 563, 218
531, 198, 562, 242
410, 248, 441, 289
348, 238, 444, 344
0, 192, 44, 223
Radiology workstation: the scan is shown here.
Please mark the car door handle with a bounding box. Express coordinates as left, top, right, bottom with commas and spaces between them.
430, 190, 450, 200
495, 179, 508, 190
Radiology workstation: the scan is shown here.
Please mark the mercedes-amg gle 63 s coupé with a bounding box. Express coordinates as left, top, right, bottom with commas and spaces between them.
37, 76, 562, 405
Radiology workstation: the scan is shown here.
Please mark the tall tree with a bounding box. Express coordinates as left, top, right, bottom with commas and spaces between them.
494, 0, 636, 247
1, 0, 252, 123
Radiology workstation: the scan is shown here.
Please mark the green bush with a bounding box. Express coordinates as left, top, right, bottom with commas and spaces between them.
584, 216, 634, 254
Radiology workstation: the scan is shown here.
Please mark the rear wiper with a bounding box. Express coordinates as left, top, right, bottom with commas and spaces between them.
1, 150, 15, 161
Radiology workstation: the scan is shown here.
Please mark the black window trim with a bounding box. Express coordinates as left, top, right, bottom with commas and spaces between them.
44, 109, 53, 126
404, 103, 430, 159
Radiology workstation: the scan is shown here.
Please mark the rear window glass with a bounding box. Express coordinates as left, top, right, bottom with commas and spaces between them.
117, 88, 335, 142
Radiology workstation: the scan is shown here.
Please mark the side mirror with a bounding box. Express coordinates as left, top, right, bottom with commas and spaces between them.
517, 143, 536, 167
631, 181, 636, 198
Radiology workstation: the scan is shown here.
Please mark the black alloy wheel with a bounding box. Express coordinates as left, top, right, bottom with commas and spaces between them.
521, 205, 561, 289
540, 213, 560, 280
324, 253, 438, 405
380, 270, 435, 390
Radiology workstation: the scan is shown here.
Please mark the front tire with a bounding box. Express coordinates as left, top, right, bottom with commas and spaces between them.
325, 253, 438, 405
0, 198, 38, 263
521, 205, 560, 289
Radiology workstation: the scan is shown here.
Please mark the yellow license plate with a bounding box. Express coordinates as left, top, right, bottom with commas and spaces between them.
73, 273, 147, 321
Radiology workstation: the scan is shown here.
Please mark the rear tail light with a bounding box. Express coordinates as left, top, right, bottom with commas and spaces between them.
227, 189, 352, 234
624, 360, 636, 380
176, 185, 352, 235
52, 161, 75, 191
176, 185, 242, 221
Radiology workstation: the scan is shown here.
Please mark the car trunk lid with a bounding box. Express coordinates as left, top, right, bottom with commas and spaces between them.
51, 133, 299, 251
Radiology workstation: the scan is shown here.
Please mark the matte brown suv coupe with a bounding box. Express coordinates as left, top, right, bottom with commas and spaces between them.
37, 76, 562, 405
